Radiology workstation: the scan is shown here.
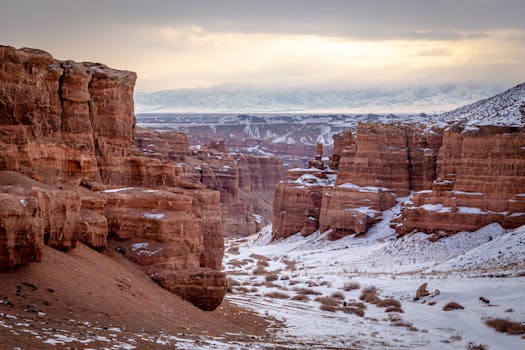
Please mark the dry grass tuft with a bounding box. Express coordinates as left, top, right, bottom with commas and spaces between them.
291, 294, 310, 301
265, 273, 279, 282
320, 304, 338, 312
264, 291, 290, 299
257, 260, 270, 268
443, 302, 464, 311
485, 318, 525, 335
341, 307, 365, 317
250, 254, 271, 261
315, 296, 341, 306
377, 298, 402, 308
293, 287, 322, 296
330, 291, 346, 300
226, 246, 240, 255
347, 300, 366, 309
385, 306, 404, 313
252, 266, 267, 275
343, 281, 361, 291
359, 286, 380, 304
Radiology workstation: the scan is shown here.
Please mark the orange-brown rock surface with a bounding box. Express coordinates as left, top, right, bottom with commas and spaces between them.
396, 126, 525, 235
272, 122, 446, 240
136, 130, 284, 236
0, 45, 226, 310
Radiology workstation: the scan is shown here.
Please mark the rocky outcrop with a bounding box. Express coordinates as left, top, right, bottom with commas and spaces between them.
136, 129, 284, 236
0, 46, 226, 310
272, 168, 333, 239
395, 126, 525, 235
272, 122, 442, 240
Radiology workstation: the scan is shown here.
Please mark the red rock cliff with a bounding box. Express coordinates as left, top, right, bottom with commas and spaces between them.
395, 125, 525, 236
0, 46, 225, 310
272, 122, 444, 240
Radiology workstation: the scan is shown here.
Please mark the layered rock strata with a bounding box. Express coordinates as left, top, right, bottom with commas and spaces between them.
136, 129, 284, 236
0, 46, 226, 310
273, 122, 446, 240
395, 126, 525, 235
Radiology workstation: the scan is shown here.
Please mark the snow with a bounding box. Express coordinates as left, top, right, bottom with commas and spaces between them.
223, 203, 525, 350
101, 187, 135, 193
252, 214, 263, 224
143, 213, 165, 220
437, 83, 525, 128
19, 199, 28, 207
338, 182, 391, 193
420, 204, 451, 213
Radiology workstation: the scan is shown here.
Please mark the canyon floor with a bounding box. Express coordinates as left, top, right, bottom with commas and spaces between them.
223, 201, 525, 349
1, 202, 524, 349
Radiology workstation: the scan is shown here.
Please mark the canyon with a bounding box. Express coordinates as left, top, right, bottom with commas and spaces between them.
0, 45, 282, 313
1, 45, 525, 349
272, 84, 525, 241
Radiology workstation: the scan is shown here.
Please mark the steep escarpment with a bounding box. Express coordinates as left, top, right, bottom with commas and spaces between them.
395, 125, 525, 236
0, 45, 226, 310
273, 122, 443, 240
272, 84, 525, 240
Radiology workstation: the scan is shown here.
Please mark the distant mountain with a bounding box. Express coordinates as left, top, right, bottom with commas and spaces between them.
437, 83, 525, 128
135, 84, 503, 114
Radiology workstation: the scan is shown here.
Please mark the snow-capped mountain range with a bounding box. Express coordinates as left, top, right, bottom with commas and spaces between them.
135, 84, 503, 114
437, 83, 525, 128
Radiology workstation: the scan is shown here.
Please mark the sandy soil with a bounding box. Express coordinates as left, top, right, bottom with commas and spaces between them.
0, 244, 276, 349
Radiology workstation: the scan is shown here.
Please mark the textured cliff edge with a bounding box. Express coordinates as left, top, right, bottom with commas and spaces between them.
273, 108, 525, 240
135, 128, 284, 237
0, 45, 226, 310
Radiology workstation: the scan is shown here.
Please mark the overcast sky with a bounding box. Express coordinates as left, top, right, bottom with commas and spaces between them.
1, 0, 524, 92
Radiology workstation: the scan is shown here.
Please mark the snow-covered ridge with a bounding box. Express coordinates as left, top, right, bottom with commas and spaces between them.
437, 83, 525, 128
135, 84, 501, 114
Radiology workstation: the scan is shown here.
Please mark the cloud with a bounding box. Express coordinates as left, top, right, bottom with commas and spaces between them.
1, 1, 524, 91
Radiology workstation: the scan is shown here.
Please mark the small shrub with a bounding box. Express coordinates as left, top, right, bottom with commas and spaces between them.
227, 259, 244, 268
226, 246, 240, 255
264, 291, 290, 299
250, 254, 270, 261
252, 266, 267, 275
265, 273, 279, 282
320, 304, 338, 312
377, 298, 402, 308
293, 288, 322, 295
330, 291, 345, 300
227, 278, 241, 287
315, 296, 341, 306
291, 294, 310, 301
341, 307, 365, 317
347, 301, 366, 309
385, 306, 404, 313
359, 286, 379, 304
485, 318, 525, 335
443, 302, 464, 311
343, 281, 361, 291
257, 260, 270, 268
264, 281, 278, 288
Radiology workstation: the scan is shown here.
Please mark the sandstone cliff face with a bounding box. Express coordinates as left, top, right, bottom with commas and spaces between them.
272, 122, 441, 240
136, 129, 284, 237
0, 46, 225, 310
395, 126, 525, 235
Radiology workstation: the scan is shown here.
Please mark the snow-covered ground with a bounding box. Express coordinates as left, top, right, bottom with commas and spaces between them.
224, 209, 525, 349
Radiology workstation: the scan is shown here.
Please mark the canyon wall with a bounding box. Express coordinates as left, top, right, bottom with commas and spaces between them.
135, 129, 284, 237
0, 45, 228, 310
272, 120, 524, 241
395, 126, 525, 237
